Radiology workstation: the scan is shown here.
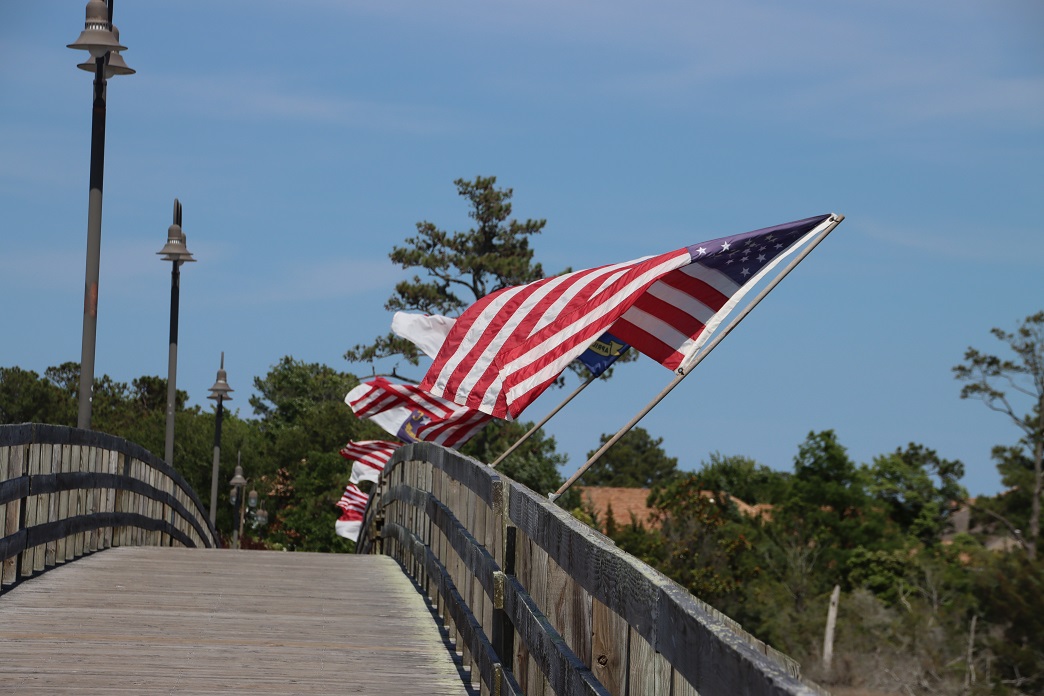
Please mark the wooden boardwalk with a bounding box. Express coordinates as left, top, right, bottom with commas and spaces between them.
0, 547, 470, 695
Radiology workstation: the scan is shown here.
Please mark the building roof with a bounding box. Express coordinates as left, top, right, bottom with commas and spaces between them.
578, 486, 773, 533
579, 487, 657, 531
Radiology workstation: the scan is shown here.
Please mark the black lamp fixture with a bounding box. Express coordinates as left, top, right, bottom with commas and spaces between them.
68, 0, 134, 430
157, 199, 195, 468
207, 354, 233, 527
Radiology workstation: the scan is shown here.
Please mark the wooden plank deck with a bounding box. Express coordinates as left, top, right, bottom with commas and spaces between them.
0, 547, 471, 695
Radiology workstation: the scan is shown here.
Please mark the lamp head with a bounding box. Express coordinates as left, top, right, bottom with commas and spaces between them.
77, 27, 134, 77
208, 363, 234, 402
68, 0, 126, 59
157, 199, 195, 263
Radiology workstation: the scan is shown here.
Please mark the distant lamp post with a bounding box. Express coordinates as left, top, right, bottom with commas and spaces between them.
157, 199, 195, 466
229, 454, 261, 550
229, 457, 247, 549
207, 353, 233, 527
68, 0, 134, 430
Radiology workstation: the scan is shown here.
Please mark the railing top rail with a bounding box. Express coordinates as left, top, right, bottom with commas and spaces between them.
0, 423, 218, 547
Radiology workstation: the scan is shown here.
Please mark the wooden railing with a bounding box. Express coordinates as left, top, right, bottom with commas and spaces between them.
358, 443, 825, 696
0, 424, 219, 591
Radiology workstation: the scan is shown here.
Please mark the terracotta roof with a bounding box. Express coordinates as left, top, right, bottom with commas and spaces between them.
578, 486, 772, 533
579, 487, 658, 531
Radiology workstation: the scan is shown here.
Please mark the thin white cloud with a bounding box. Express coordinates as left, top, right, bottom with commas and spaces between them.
135, 73, 463, 135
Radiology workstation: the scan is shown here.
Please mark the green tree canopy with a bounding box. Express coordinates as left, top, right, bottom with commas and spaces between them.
694, 452, 791, 505
0, 366, 73, 425
345, 175, 547, 369
645, 473, 759, 608
772, 431, 889, 594
248, 356, 386, 551
580, 426, 680, 488
866, 443, 967, 544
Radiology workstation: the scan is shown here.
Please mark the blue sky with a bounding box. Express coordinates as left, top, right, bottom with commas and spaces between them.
3, 1, 1042, 496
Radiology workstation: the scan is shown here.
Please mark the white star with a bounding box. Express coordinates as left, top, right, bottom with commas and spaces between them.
741, 255, 749, 262
721, 241, 731, 252
775, 243, 784, 249
757, 254, 767, 263
741, 267, 751, 277
726, 258, 735, 264
695, 246, 707, 256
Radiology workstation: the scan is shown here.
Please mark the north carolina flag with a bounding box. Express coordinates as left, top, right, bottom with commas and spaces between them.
421, 215, 837, 419
575, 331, 630, 378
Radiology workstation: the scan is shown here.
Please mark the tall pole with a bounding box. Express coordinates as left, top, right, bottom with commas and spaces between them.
159, 200, 193, 465
76, 52, 108, 430
69, 0, 132, 429
232, 489, 242, 550
207, 352, 233, 528
164, 259, 181, 464
210, 396, 225, 527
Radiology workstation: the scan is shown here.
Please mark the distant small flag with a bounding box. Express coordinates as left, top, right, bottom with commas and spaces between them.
345, 378, 492, 448
339, 440, 399, 484
421, 214, 837, 419
335, 483, 369, 542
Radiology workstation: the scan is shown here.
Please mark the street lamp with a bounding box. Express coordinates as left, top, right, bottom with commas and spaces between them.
228, 454, 260, 550
68, 0, 134, 430
229, 458, 246, 549
157, 199, 195, 466
207, 353, 233, 527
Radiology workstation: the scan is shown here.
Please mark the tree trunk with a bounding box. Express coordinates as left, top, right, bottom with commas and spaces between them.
822, 584, 841, 676
1030, 406, 1042, 560
965, 614, 977, 688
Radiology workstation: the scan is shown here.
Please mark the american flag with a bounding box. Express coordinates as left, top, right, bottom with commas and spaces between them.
339, 440, 399, 484
422, 214, 837, 419
335, 482, 369, 542
344, 377, 493, 448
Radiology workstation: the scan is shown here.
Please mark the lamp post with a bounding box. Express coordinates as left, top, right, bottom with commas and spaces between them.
68, 0, 134, 430
228, 454, 260, 550
207, 353, 233, 527
157, 199, 195, 466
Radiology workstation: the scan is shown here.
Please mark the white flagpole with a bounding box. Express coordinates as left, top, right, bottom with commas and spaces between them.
549, 214, 844, 501
490, 373, 598, 468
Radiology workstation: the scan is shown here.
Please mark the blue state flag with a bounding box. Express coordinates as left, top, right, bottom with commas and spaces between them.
576, 332, 630, 378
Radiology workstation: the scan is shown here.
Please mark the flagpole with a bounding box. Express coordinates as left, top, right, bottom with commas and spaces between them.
549, 214, 843, 502
490, 373, 598, 468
